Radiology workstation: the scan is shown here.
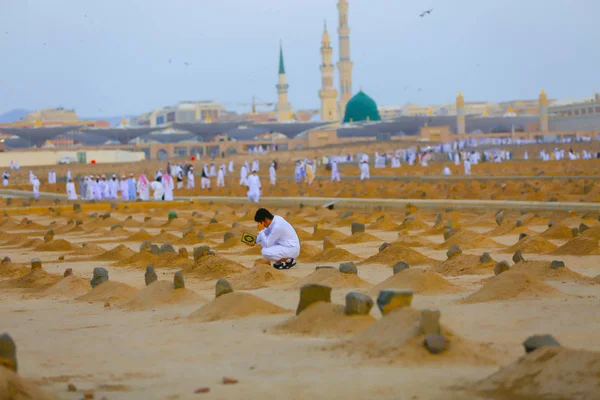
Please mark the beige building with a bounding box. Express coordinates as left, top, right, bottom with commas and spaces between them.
22, 108, 79, 123
275, 44, 292, 122
141, 101, 227, 127
337, 0, 354, 117
378, 106, 403, 120
319, 23, 338, 121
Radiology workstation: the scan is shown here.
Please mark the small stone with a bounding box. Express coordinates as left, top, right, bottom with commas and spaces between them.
480, 252, 492, 263
58, 255, 65, 261
222, 377, 238, 385
550, 260, 565, 270
351, 222, 365, 235
215, 278, 233, 298
144, 216, 151, 222
75, 219, 83, 226
83, 392, 94, 399
494, 261, 510, 276
89, 212, 98, 218
315, 266, 334, 270
160, 243, 176, 254
31, 258, 42, 270
446, 244, 462, 259
174, 272, 185, 289
149, 244, 160, 255
44, 230, 54, 243
515, 219, 523, 227
434, 214, 443, 226
223, 231, 235, 242
193, 246, 211, 262
548, 220, 556, 227
495, 211, 505, 226
548, 196, 558, 202
64, 268, 73, 277
67, 383, 77, 392
379, 242, 391, 252
195, 387, 210, 393
100, 213, 110, 220
140, 240, 152, 252
424, 334, 446, 354
403, 217, 415, 223
196, 231, 205, 240
519, 233, 529, 241
340, 211, 353, 219
323, 236, 336, 251
178, 247, 189, 258
392, 261, 410, 274
523, 334, 561, 353
145, 266, 157, 286
1, 257, 10, 264
579, 223, 590, 233
420, 309, 441, 335
90, 268, 109, 288
339, 262, 358, 275
0, 333, 17, 372
344, 292, 374, 316
571, 227, 580, 238
104, 302, 110, 308
73, 203, 82, 212
443, 228, 460, 241
168, 211, 178, 220
209, 218, 218, 224
512, 250, 525, 263
296, 284, 332, 315
376, 289, 414, 316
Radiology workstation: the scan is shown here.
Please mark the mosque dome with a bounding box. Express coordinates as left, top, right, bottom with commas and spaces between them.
343, 91, 381, 123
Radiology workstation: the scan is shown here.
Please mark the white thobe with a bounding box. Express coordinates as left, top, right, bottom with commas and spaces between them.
228, 161, 234, 173
120, 180, 129, 200
269, 165, 276, 185
239, 166, 248, 186
217, 168, 225, 187
33, 179, 40, 199
108, 180, 119, 199
151, 181, 164, 200
163, 179, 174, 201
66, 182, 77, 200
331, 162, 340, 182
86, 181, 94, 200
359, 162, 370, 180
256, 215, 300, 262
187, 171, 195, 189
247, 174, 261, 202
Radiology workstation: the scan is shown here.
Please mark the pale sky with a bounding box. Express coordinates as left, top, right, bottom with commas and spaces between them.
1, 0, 599, 117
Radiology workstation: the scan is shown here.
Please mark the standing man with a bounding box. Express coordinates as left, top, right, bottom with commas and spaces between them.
32, 175, 40, 199
209, 163, 216, 177
228, 160, 234, 173
239, 162, 248, 186
246, 169, 261, 203
269, 162, 276, 186
128, 174, 137, 201
187, 167, 196, 189
120, 175, 129, 201
201, 164, 211, 189
2, 171, 9, 187
359, 157, 370, 181
66, 178, 77, 200
217, 164, 226, 188
109, 175, 119, 200
245, 208, 300, 270
331, 160, 341, 182
66, 169, 72, 182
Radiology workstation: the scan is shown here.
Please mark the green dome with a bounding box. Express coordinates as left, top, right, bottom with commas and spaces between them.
343, 91, 382, 123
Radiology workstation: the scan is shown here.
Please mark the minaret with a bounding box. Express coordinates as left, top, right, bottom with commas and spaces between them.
456, 92, 466, 134
275, 43, 292, 122
319, 22, 338, 121
337, 0, 354, 117
539, 89, 548, 133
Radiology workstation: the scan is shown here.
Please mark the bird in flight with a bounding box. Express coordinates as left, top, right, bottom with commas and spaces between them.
419, 9, 433, 17
184, 62, 190, 66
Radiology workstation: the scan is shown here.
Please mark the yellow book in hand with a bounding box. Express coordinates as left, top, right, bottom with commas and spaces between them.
241, 233, 257, 245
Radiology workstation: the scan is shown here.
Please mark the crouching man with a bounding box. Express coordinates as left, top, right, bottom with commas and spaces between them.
251, 208, 300, 270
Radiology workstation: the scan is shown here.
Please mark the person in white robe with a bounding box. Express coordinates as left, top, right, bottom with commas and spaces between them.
155, 168, 163, 182
176, 166, 184, 189
151, 180, 164, 201
464, 159, 471, 176
48, 170, 56, 184
162, 174, 174, 201
119, 176, 129, 201
108, 175, 119, 200
137, 174, 150, 200
187, 167, 195, 189
239, 163, 248, 186
2, 171, 9, 186
269, 162, 276, 185
14, 161, 19, 170
228, 160, 234, 173
246, 170, 261, 203
524, 151, 528, 160
66, 179, 77, 200
96, 176, 105, 200
251, 159, 259, 172
128, 174, 136, 200
442, 166, 452, 176
85, 177, 94, 200
331, 160, 341, 182
217, 165, 225, 187
249, 208, 300, 269
209, 163, 216, 177
201, 164, 211, 189
29, 170, 34, 184
359, 160, 370, 181
32, 176, 40, 199
66, 170, 72, 181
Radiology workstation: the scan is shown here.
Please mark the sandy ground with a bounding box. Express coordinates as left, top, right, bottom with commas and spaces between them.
0, 203, 599, 399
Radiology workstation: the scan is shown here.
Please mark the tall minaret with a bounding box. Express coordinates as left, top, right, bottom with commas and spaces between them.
275, 43, 292, 122
456, 92, 466, 134
539, 89, 548, 133
337, 0, 354, 117
319, 22, 338, 121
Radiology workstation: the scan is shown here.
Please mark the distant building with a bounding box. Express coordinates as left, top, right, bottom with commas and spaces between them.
0, 107, 109, 129
378, 106, 403, 120
141, 101, 227, 127
549, 92, 600, 131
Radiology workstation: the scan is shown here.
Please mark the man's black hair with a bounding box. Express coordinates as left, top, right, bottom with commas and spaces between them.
254, 208, 274, 223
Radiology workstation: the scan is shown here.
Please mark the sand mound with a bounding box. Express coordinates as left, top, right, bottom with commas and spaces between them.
96, 244, 136, 261
181, 254, 247, 280
539, 223, 574, 240
214, 238, 243, 250
487, 224, 537, 237
121, 218, 143, 228
39, 275, 90, 298
230, 264, 294, 290
582, 225, 600, 240
104, 227, 130, 238
360, 244, 434, 266
242, 245, 263, 256
460, 270, 561, 304
432, 254, 496, 276
176, 231, 207, 245
462, 212, 498, 228
311, 229, 348, 241
393, 235, 432, 247
296, 242, 321, 261
310, 248, 360, 263
0, 269, 62, 291
294, 228, 312, 241
435, 231, 503, 250
123, 281, 207, 311
470, 347, 600, 400
151, 230, 180, 242
397, 219, 430, 231
114, 251, 193, 269
188, 292, 288, 322
292, 268, 370, 289
511, 260, 589, 281
339, 232, 381, 244
0, 367, 54, 400
335, 307, 497, 365
552, 236, 600, 255
76, 280, 138, 305
272, 303, 375, 337
34, 239, 73, 252
125, 230, 152, 241
370, 269, 462, 295
18, 238, 44, 249
503, 235, 558, 254
367, 217, 400, 231
69, 243, 106, 256
1, 235, 28, 246
0, 262, 29, 278
203, 222, 231, 233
